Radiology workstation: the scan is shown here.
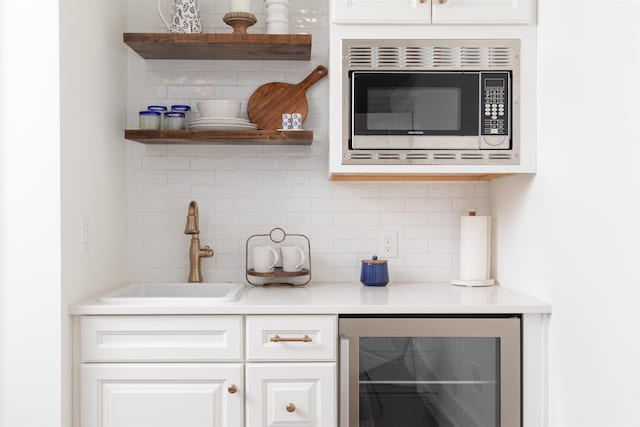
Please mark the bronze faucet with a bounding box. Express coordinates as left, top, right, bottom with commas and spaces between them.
184, 201, 214, 282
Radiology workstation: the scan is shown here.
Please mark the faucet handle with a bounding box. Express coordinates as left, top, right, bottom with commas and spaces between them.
201, 245, 214, 258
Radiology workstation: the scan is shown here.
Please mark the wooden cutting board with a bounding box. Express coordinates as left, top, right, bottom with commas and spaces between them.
247, 65, 328, 130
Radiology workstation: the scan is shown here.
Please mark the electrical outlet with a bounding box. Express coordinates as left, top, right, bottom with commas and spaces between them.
379, 231, 398, 258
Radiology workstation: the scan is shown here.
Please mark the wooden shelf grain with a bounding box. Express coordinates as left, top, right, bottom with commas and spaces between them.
124, 129, 313, 145
123, 33, 312, 60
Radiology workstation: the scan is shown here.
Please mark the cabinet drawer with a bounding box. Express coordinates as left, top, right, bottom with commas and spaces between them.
81, 315, 243, 362
246, 363, 336, 427
246, 315, 336, 361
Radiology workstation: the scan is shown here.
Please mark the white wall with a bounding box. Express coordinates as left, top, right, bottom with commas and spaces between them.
0, 1, 61, 426
60, 0, 129, 425
126, 0, 490, 284
492, 1, 640, 426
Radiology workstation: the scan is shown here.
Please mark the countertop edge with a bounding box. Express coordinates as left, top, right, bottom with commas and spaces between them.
69, 281, 552, 316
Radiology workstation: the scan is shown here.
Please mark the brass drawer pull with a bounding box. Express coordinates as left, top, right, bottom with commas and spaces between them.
270, 334, 312, 343
228, 384, 238, 394
438, 0, 447, 3
286, 403, 296, 413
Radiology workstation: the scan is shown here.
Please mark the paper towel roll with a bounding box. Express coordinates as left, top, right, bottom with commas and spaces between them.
451, 212, 495, 287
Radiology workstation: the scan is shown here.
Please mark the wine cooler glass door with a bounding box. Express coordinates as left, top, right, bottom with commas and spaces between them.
339, 317, 520, 427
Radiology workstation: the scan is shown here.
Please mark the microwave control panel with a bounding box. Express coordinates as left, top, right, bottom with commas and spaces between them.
481, 72, 510, 137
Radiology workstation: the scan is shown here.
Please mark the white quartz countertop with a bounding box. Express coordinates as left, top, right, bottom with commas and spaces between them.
69, 282, 551, 315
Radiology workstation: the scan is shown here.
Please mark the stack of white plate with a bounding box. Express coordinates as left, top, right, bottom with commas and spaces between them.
191, 99, 258, 130
189, 117, 258, 130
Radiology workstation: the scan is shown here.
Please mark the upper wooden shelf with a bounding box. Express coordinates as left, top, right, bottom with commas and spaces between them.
123, 33, 312, 60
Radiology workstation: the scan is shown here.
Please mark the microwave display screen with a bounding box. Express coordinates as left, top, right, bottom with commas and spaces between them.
486, 79, 504, 87
366, 87, 461, 131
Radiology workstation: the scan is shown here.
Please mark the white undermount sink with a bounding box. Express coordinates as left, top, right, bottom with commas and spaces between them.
100, 282, 245, 305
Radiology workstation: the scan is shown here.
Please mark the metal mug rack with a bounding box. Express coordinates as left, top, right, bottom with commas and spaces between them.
245, 227, 311, 286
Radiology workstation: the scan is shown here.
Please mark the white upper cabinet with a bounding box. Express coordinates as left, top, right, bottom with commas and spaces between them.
332, 0, 431, 24
432, 0, 536, 24
332, 0, 536, 25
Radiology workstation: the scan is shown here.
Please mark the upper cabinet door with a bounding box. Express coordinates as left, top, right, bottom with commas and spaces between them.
333, 0, 431, 24
432, 0, 536, 24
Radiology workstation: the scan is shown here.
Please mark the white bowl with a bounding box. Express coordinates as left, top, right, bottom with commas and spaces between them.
197, 99, 241, 118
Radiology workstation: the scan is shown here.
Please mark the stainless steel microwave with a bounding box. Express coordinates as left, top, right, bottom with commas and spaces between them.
342, 39, 520, 165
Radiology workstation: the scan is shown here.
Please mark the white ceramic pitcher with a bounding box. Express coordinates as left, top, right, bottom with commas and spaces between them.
157, 0, 203, 33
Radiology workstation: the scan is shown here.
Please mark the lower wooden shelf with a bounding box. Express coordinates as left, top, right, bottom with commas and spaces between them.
124, 129, 313, 145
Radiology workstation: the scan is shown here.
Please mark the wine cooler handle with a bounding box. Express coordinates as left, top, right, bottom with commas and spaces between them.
339, 336, 350, 427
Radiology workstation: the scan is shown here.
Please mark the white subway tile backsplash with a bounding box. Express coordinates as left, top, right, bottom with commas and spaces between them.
126, 0, 491, 283
143, 184, 191, 198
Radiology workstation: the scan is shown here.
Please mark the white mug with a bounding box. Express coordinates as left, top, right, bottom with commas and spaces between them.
252, 245, 279, 273
157, 0, 203, 34
281, 246, 305, 272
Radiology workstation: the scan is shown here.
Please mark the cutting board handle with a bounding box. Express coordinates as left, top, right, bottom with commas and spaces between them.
296, 65, 328, 91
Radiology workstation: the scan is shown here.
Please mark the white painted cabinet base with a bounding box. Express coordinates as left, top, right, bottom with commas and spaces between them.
332, 0, 536, 24
246, 363, 337, 427
81, 363, 243, 427
332, 0, 431, 24
432, 0, 536, 24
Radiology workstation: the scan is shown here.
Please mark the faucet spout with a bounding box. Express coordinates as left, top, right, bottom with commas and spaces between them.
184, 200, 199, 234
184, 201, 214, 282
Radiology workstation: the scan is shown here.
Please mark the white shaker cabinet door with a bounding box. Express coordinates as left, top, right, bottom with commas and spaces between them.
81, 363, 243, 427
432, 0, 536, 24
246, 363, 337, 427
332, 0, 431, 24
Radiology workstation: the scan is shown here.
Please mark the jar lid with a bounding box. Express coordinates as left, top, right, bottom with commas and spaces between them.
139, 111, 161, 116
171, 105, 191, 111
362, 255, 387, 265
165, 112, 186, 118
147, 105, 168, 111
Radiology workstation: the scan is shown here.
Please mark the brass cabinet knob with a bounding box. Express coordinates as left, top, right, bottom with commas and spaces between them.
420, 0, 428, 3
286, 403, 296, 413
438, 0, 447, 3
228, 384, 238, 394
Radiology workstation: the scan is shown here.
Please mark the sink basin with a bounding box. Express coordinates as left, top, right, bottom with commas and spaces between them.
100, 282, 245, 305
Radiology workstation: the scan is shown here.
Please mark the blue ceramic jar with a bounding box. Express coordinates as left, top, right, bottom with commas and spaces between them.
360, 255, 389, 286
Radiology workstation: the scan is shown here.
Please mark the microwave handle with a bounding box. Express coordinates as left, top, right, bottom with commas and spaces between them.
339, 336, 350, 427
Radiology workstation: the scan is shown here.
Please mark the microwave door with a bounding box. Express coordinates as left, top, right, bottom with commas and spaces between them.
351, 72, 480, 150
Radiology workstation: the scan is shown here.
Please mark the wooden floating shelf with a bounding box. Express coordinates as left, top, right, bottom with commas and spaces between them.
124, 129, 313, 145
123, 33, 312, 60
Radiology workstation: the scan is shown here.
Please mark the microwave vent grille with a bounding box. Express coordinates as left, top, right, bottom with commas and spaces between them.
433, 46, 457, 68
489, 46, 514, 67
488, 153, 514, 160
404, 46, 431, 68
405, 153, 429, 160
460, 46, 483, 67
348, 153, 374, 160
376, 46, 401, 67
347, 43, 516, 69
433, 153, 458, 160
377, 153, 401, 160
345, 151, 518, 164
348, 46, 373, 67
